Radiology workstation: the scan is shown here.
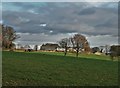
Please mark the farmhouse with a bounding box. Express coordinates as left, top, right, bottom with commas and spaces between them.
99, 45, 111, 55
14, 44, 23, 49
92, 47, 100, 53
40, 43, 59, 51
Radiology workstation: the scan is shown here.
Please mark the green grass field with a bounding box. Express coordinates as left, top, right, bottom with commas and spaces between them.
2, 51, 118, 86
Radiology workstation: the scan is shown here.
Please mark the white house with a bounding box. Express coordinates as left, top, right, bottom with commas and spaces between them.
15, 43, 23, 49
99, 45, 111, 54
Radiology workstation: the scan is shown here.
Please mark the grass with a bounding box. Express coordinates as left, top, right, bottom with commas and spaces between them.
29, 51, 115, 61
2, 51, 118, 86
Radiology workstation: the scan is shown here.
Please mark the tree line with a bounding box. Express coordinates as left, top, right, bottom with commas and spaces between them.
1, 24, 91, 57
1, 24, 119, 59
58, 34, 91, 57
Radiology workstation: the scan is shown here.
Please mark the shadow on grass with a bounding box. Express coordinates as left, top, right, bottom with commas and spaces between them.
14, 51, 119, 62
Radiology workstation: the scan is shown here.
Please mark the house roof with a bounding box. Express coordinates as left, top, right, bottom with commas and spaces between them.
42, 43, 59, 47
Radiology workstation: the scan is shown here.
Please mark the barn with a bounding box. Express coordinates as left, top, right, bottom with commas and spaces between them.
40, 43, 59, 51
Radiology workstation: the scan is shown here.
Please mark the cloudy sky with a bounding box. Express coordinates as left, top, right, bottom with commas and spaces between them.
1, 1, 118, 47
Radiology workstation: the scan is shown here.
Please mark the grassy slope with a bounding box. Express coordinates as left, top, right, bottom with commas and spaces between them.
2, 51, 118, 86
30, 51, 112, 61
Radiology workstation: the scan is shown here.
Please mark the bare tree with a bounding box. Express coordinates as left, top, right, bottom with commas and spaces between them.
70, 34, 89, 57
59, 38, 70, 56
2, 24, 20, 49
110, 45, 120, 60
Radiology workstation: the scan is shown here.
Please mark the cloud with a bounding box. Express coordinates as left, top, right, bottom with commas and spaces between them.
2, 0, 119, 2
78, 7, 96, 15
15, 32, 118, 48
3, 2, 117, 35
2, 2, 118, 47
15, 32, 74, 45
87, 35, 118, 47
